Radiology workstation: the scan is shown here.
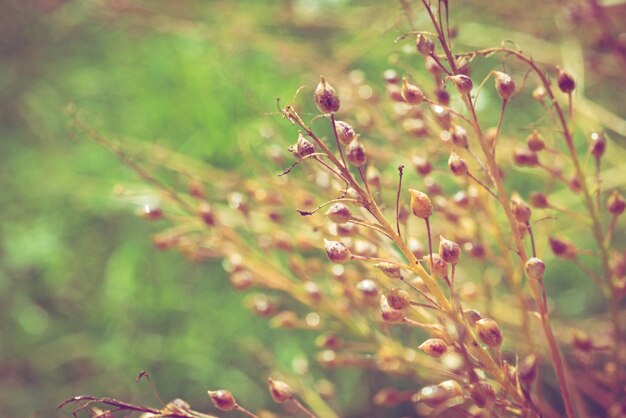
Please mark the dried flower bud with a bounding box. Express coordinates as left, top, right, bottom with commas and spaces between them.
380, 295, 404, 323
314, 76, 340, 113
439, 236, 461, 264
324, 239, 351, 264
470, 381, 496, 409
448, 151, 468, 176
293, 132, 314, 157
325, 203, 352, 224
519, 354, 538, 385
267, 378, 293, 403
415, 34, 435, 55
493, 71, 515, 101
511, 197, 531, 223
413, 156, 432, 176
425, 253, 448, 278
208, 390, 237, 411
448, 74, 473, 94
527, 130, 545, 152
375, 262, 402, 279
557, 69, 576, 94
401, 78, 425, 105
608, 190, 626, 216
589, 132, 606, 159
418, 338, 448, 358
408, 189, 433, 219
386, 288, 411, 310
530, 192, 549, 208
451, 124, 468, 148
549, 236, 576, 259
525, 257, 546, 280
476, 318, 503, 348
513, 148, 539, 167
334, 120, 356, 145
346, 136, 366, 166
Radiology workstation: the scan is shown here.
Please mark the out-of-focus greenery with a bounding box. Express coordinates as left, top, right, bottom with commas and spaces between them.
2, 0, 625, 417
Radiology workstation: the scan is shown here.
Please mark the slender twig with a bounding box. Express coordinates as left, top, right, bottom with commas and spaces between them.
395, 165, 405, 238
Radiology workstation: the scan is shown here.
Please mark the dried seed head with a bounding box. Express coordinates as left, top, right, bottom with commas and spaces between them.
511, 197, 531, 223
608, 190, 626, 216
386, 288, 411, 310
513, 148, 539, 167
451, 124, 468, 148
334, 120, 356, 145
476, 318, 503, 349
527, 130, 545, 152
314, 75, 340, 113
425, 253, 448, 278
418, 338, 448, 358
519, 354, 538, 385
413, 155, 432, 176
401, 77, 425, 105
493, 71, 515, 101
415, 33, 435, 55
470, 381, 496, 409
549, 236, 576, 259
448, 74, 473, 94
530, 192, 549, 208
525, 257, 546, 280
267, 378, 293, 403
557, 68, 576, 94
324, 239, 351, 264
589, 132, 606, 159
293, 132, 315, 157
208, 390, 237, 411
375, 262, 402, 279
325, 203, 352, 224
346, 136, 367, 166
439, 236, 461, 264
408, 189, 433, 219
380, 295, 404, 323
448, 151, 468, 176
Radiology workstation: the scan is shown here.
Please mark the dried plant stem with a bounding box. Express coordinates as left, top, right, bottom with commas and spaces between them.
395, 165, 405, 238
291, 398, 317, 418
235, 405, 260, 418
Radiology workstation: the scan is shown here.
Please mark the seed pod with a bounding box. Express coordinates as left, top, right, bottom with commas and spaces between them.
199, 203, 216, 226
356, 279, 379, 298
401, 78, 425, 105
470, 381, 496, 409
325, 203, 352, 224
525, 257, 546, 280
527, 130, 545, 152
435, 88, 450, 105
267, 378, 293, 403
448, 151, 468, 176
380, 295, 404, 323
334, 120, 356, 144
366, 165, 381, 189
608, 190, 626, 215
549, 236, 576, 259
324, 239, 351, 264
448, 74, 473, 94
589, 132, 606, 159
408, 189, 433, 219
513, 148, 539, 167
208, 390, 237, 411
439, 236, 461, 264
464, 309, 482, 326
346, 136, 366, 166
519, 354, 538, 385
418, 338, 448, 358
451, 124, 468, 148
511, 197, 531, 223
383, 69, 399, 84
414, 380, 462, 407
532, 86, 546, 102
530, 192, 549, 208
386, 288, 411, 310
294, 132, 314, 157
557, 69, 576, 94
416, 34, 435, 55
572, 330, 593, 352
375, 262, 402, 279
476, 318, 503, 349
413, 156, 432, 176
314, 76, 340, 113
493, 71, 515, 101
425, 253, 448, 278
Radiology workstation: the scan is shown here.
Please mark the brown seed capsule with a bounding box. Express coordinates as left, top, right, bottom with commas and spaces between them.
519, 354, 538, 385
413, 155, 432, 176
448, 74, 473, 94
511, 197, 531, 223
294, 132, 315, 157
401, 78, 425, 105
386, 288, 411, 310
557, 69, 576, 94
448, 152, 468, 176
314, 76, 340, 113
589, 132, 606, 159
357, 279, 379, 298
425, 253, 448, 278
376, 262, 402, 279
527, 130, 545, 152
416, 33, 435, 55
325, 203, 352, 224
439, 236, 461, 264
530, 192, 549, 208
408, 189, 433, 219
549, 237, 576, 259
464, 309, 482, 326
324, 239, 351, 264
470, 381, 496, 409
334, 120, 356, 145
208, 390, 237, 411
451, 124, 468, 148
435, 88, 450, 105
608, 190, 626, 215
493, 71, 515, 101
380, 295, 404, 323
418, 338, 448, 358
476, 318, 503, 348
268, 378, 293, 403
346, 136, 366, 166
513, 148, 539, 167
525, 257, 546, 280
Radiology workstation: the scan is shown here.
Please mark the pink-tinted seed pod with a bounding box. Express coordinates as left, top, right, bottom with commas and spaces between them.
525, 257, 545, 280
413, 155, 432, 176
608, 190, 626, 216
425, 253, 448, 278
314, 76, 340, 113
418, 338, 448, 358
386, 288, 411, 310
356, 279, 379, 298
292, 132, 314, 157
267, 378, 293, 403
435, 88, 450, 105
366, 165, 381, 189
513, 148, 539, 167
324, 239, 351, 264
448, 151, 468, 176
527, 130, 546, 152
589, 132, 606, 159
476, 318, 503, 349
415, 33, 435, 55
346, 136, 366, 166
493, 71, 515, 100
199, 203, 216, 226
439, 236, 461, 264
549, 236, 577, 259
572, 330, 593, 352
383, 69, 399, 84
530, 192, 549, 209
408, 189, 432, 219
470, 381, 496, 409
557, 68, 576, 94
325, 203, 352, 224
448, 74, 473, 94
511, 197, 531, 223
208, 390, 237, 411
464, 309, 482, 326
334, 120, 356, 145
380, 295, 404, 323
375, 262, 402, 279
401, 78, 425, 105
519, 354, 538, 385
451, 124, 468, 148
532, 86, 546, 102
